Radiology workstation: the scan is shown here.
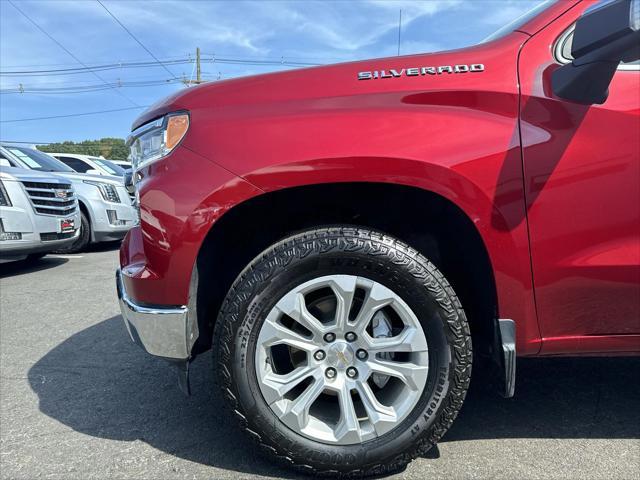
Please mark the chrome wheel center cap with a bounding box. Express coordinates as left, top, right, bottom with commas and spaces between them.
326, 341, 354, 370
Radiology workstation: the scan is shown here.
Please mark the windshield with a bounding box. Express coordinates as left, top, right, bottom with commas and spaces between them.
482, 0, 558, 43
5, 146, 75, 172
90, 157, 126, 175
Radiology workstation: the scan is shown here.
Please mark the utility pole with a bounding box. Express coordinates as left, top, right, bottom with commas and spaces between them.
196, 47, 202, 84
184, 47, 204, 86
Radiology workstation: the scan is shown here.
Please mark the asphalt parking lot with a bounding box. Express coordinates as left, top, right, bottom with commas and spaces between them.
1, 246, 639, 480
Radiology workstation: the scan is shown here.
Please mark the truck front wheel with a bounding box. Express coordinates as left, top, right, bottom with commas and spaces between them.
213, 227, 472, 476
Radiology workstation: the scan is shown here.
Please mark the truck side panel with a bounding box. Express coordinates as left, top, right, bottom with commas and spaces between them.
133, 33, 543, 354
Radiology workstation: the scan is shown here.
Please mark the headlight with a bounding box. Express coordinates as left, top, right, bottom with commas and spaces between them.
84, 180, 121, 203
127, 112, 189, 171
0, 180, 11, 207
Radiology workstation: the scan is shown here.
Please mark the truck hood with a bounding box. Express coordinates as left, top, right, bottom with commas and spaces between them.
132, 32, 531, 131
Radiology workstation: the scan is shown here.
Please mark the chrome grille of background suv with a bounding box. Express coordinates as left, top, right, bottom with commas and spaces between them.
20, 181, 78, 217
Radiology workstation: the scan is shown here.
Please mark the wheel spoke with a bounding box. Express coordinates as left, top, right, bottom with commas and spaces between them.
352, 281, 393, 334
355, 382, 397, 434
261, 365, 315, 405
365, 327, 428, 353
276, 292, 328, 338
329, 276, 358, 331
260, 317, 317, 352
280, 375, 325, 430
368, 358, 428, 391
335, 383, 361, 443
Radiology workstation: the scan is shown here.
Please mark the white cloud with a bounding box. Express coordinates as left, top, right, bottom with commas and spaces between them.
260, 0, 461, 53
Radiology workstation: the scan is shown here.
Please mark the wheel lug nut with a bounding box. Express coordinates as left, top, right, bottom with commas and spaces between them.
325, 367, 337, 379
345, 332, 357, 342
324, 332, 336, 343
346, 367, 358, 379
356, 349, 368, 360
314, 350, 326, 361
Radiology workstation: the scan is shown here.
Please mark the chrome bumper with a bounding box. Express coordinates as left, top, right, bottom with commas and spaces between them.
116, 269, 190, 360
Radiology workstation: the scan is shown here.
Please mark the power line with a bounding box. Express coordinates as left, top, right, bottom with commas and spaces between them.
0, 106, 148, 123
1, 54, 190, 69
0, 58, 194, 76
95, 0, 179, 80
0, 58, 193, 77
1, 78, 187, 94
1, 71, 235, 95
201, 54, 320, 67
1, 55, 322, 77
0, 54, 336, 70
7, 0, 140, 107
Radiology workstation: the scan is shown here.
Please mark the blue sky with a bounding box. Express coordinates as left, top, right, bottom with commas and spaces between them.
0, 0, 541, 144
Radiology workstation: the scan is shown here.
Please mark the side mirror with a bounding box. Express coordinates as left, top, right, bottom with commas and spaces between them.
123, 169, 135, 195
86, 169, 102, 175
552, 0, 640, 105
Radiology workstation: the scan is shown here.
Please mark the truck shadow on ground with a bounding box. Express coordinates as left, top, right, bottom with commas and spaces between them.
28, 315, 640, 478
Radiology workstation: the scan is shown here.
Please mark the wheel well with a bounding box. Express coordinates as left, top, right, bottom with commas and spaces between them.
78, 200, 90, 223
194, 183, 498, 360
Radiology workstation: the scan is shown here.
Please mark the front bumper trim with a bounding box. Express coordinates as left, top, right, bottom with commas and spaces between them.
0, 234, 78, 257
116, 269, 190, 360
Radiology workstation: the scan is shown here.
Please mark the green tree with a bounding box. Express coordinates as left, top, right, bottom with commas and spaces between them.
38, 138, 129, 160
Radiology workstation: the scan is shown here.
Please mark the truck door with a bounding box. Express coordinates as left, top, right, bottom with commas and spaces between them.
518, 6, 640, 353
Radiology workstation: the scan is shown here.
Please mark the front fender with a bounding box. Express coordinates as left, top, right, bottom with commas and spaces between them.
184, 87, 541, 353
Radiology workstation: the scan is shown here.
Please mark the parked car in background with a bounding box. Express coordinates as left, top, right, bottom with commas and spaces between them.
1, 144, 136, 253
110, 159, 132, 169
0, 162, 80, 262
118, 0, 639, 477
49, 153, 127, 177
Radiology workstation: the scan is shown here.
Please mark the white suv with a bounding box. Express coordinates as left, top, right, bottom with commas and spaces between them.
49, 153, 127, 177
1, 145, 137, 253
0, 165, 80, 262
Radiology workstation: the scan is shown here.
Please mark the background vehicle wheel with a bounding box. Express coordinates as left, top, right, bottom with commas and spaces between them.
54, 211, 90, 254
214, 227, 472, 476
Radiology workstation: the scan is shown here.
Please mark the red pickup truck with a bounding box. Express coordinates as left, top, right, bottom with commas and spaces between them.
117, 0, 640, 476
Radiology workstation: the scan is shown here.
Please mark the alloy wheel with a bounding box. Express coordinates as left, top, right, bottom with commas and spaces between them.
255, 274, 429, 445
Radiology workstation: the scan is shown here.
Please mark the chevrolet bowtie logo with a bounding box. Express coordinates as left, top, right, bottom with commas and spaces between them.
337, 351, 348, 364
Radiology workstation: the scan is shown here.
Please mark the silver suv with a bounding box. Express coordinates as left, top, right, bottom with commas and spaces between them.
49, 153, 127, 177
1, 144, 136, 253
0, 165, 80, 262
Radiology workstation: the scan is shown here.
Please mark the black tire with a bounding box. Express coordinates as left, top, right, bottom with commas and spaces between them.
213, 227, 472, 477
53, 211, 90, 254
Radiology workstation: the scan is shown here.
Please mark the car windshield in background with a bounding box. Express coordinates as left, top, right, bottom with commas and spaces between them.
482, 0, 558, 43
91, 158, 126, 175
6, 146, 75, 173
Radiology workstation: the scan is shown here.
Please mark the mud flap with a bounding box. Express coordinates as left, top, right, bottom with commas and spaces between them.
497, 319, 516, 398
